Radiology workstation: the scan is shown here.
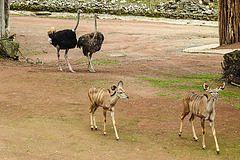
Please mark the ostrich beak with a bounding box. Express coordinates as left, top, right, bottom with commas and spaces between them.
94, 14, 100, 19
77, 9, 83, 14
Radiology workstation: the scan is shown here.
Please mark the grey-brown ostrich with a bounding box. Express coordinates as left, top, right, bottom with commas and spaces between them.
47, 9, 82, 73
77, 14, 104, 72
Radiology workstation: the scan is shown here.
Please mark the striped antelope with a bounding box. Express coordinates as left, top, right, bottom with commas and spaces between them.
179, 82, 225, 154
88, 81, 129, 141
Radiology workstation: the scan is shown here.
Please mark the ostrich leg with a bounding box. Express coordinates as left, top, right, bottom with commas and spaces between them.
56, 46, 62, 71
64, 49, 75, 73
87, 53, 95, 73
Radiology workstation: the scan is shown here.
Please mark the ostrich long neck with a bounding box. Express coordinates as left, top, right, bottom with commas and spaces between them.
72, 12, 80, 32
93, 16, 97, 38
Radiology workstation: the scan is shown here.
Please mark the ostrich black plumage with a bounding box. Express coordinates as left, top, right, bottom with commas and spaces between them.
77, 14, 104, 72
48, 9, 82, 73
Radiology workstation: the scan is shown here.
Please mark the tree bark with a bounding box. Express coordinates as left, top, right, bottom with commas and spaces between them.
221, 50, 240, 85
0, 0, 9, 38
219, 0, 240, 45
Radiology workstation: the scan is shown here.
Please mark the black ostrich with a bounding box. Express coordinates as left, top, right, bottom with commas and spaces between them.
47, 9, 82, 73
77, 14, 104, 72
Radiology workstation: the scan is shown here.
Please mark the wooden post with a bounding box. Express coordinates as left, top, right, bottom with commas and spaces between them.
219, 0, 240, 45
0, 0, 9, 38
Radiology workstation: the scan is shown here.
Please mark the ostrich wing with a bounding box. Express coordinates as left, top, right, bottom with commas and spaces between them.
51, 29, 77, 49
77, 32, 104, 56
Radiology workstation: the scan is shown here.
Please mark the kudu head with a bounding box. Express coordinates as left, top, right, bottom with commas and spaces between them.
203, 82, 225, 100
111, 81, 129, 99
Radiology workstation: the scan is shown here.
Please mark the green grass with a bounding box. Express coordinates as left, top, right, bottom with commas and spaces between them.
31, 52, 41, 55
140, 73, 222, 91
233, 106, 240, 110
74, 59, 118, 65
139, 73, 240, 105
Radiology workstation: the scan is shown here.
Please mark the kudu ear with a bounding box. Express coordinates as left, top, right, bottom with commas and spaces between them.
218, 82, 225, 91
117, 81, 123, 88
111, 85, 117, 91
203, 83, 209, 91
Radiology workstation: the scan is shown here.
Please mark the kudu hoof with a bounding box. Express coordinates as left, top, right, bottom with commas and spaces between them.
116, 137, 120, 141
203, 147, 206, 150
193, 137, 199, 142
217, 151, 220, 154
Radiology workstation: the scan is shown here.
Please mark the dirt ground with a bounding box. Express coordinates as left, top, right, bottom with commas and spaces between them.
0, 15, 239, 159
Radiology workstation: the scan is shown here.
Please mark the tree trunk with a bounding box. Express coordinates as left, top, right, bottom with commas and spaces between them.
221, 50, 240, 85
0, 0, 9, 38
219, 0, 240, 45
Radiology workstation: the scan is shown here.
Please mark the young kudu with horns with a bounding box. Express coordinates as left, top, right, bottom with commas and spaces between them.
179, 82, 225, 154
88, 81, 129, 141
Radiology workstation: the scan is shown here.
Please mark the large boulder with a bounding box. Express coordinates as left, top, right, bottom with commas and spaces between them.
0, 39, 19, 60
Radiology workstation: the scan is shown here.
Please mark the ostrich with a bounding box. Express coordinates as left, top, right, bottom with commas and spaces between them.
47, 9, 82, 73
77, 14, 104, 73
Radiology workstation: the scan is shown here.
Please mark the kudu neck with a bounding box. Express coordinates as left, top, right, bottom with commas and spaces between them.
110, 92, 120, 106
207, 96, 216, 108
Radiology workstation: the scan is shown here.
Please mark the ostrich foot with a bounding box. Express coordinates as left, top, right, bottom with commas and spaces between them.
88, 66, 96, 73
58, 67, 63, 72
70, 70, 76, 73
88, 69, 96, 73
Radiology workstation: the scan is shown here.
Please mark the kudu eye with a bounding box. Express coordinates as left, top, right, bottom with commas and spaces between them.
119, 91, 123, 94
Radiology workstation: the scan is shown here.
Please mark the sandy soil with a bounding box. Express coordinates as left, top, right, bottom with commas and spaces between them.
0, 15, 239, 159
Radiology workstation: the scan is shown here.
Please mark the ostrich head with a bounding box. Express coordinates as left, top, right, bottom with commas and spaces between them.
47, 27, 56, 36
77, 9, 83, 14
72, 9, 83, 32
94, 13, 99, 19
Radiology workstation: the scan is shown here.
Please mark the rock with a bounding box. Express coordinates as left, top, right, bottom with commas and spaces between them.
10, 0, 218, 21
35, 11, 51, 15
0, 40, 19, 60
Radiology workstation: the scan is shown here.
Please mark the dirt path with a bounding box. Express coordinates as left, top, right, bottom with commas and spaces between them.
0, 15, 239, 159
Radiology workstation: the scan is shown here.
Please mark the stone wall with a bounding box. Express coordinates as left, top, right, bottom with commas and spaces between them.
10, 0, 218, 21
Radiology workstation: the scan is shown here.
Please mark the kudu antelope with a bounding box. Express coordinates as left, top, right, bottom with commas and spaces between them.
88, 81, 129, 141
179, 82, 225, 154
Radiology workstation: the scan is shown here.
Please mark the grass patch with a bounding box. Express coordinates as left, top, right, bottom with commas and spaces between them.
74, 59, 118, 65
219, 90, 240, 99
139, 73, 240, 104
185, 73, 222, 81
233, 106, 240, 110
139, 73, 222, 92
31, 52, 41, 55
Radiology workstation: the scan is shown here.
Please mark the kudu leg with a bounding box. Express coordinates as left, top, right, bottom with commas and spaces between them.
111, 111, 119, 141
201, 119, 206, 150
90, 105, 98, 130
190, 114, 198, 142
103, 110, 107, 136
179, 111, 189, 137
210, 121, 220, 154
